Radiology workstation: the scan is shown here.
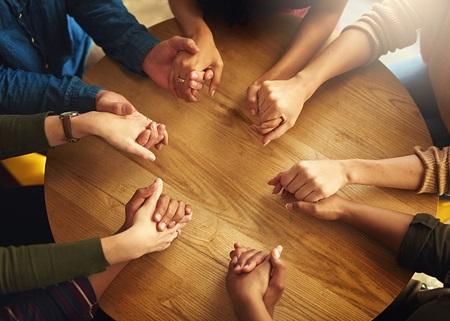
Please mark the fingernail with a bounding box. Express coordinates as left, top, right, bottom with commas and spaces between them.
286, 203, 293, 210
231, 256, 238, 265
234, 265, 241, 271
155, 177, 162, 185
169, 221, 176, 228
211, 90, 216, 96
159, 222, 166, 231
154, 213, 162, 222
274, 245, 283, 258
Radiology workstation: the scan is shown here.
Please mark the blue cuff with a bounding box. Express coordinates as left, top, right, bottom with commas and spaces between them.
124, 32, 160, 75
64, 77, 102, 113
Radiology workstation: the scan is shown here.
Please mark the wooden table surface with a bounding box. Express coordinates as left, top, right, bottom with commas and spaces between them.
45, 15, 437, 321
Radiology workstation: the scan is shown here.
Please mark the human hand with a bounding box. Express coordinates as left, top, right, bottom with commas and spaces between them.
171, 35, 223, 101
248, 75, 308, 145
227, 244, 285, 318
128, 178, 188, 255
96, 90, 136, 115
143, 36, 199, 91
269, 160, 349, 202
74, 111, 166, 161
152, 194, 193, 231
286, 195, 348, 221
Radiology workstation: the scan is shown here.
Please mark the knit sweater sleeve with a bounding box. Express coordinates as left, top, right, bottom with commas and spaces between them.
342, 0, 425, 63
415, 146, 450, 196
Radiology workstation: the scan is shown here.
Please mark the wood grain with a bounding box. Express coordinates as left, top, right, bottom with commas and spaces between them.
45, 15, 437, 321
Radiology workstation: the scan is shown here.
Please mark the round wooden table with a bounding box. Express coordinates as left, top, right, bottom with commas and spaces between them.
45, 16, 437, 321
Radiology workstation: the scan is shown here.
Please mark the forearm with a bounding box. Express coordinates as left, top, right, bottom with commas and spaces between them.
0, 67, 99, 114
67, 0, 159, 74
339, 199, 413, 252
340, 155, 425, 190
0, 239, 108, 294
295, 29, 373, 101
264, 0, 347, 80
169, 0, 213, 42
0, 113, 50, 160
234, 298, 273, 321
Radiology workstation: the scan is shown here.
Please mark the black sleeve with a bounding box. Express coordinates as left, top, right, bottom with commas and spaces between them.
397, 213, 450, 286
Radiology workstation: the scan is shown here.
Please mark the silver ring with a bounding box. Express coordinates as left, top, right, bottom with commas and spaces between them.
176, 77, 185, 84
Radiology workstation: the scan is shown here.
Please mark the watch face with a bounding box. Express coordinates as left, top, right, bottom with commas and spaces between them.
60, 111, 79, 117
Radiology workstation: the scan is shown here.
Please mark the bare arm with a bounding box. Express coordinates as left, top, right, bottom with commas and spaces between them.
260, 0, 348, 81
169, 0, 214, 44
342, 155, 425, 191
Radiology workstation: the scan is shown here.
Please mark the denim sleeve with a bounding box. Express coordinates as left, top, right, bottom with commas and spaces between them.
397, 213, 450, 286
0, 65, 100, 114
66, 0, 160, 75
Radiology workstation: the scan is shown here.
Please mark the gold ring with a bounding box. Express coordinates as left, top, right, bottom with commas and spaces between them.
176, 77, 185, 84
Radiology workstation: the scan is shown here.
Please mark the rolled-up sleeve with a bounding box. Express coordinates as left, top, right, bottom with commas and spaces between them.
342, 0, 425, 63
415, 146, 450, 196
398, 213, 450, 286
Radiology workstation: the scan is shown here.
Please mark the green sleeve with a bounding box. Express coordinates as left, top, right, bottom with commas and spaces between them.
0, 113, 50, 160
0, 238, 108, 294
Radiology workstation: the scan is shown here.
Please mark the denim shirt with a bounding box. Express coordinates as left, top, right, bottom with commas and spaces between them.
0, 0, 159, 114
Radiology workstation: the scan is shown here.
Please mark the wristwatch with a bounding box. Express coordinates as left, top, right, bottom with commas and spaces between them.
59, 111, 80, 143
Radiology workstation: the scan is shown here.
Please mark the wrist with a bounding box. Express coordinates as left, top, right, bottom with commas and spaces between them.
71, 112, 101, 138
101, 229, 143, 265
235, 295, 271, 321
294, 71, 321, 101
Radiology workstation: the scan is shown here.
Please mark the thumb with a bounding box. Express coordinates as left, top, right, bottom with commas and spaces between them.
247, 85, 259, 116
262, 122, 290, 146
286, 201, 313, 214
169, 36, 199, 55
116, 103, 135, 115
128, 142, 156, 162
209, 62, 223, 96
140, 178, 164, 214
269, 245, 286, 287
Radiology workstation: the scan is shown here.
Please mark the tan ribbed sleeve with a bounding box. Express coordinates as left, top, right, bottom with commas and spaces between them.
415, 146, 450, 195
343, 0, 426, 63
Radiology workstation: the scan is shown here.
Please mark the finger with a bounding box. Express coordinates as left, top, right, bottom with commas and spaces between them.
169, 36, 199, 54
160, 124, 169, 146
153, 194, 170, 222
247, 85, 260, 116
269, 245, 286, 289
158, 199, 179, 231
285, 173, 303, 194
294, 183, 316, 201
136, 129, 151, 146
127, 142, 156, 161
262, 123, 291, 146
189, 80, 203, 90
235, 249, 258, 273
257, 117, 283, 130
286, 201, 313, 214
125, 185, 155, 215
209, 61, 223, 96
303, 190, 325, 203
189, 71, 205, 83
178, 212, 193, 224
168, 201, 186, 228
204, 69, 214, 88
241, 251, 269, 273
268, 173, 282, 186
140, 178, 164, 214
278, 167, 298, 189
144, 122, 160, 148
155, 124, 166, 150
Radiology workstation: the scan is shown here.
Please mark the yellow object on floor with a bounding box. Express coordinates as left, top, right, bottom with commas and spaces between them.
437, 199, 450, 222
1, 153, 46, 186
